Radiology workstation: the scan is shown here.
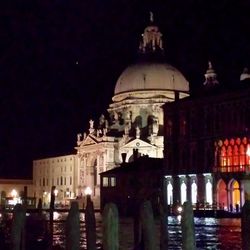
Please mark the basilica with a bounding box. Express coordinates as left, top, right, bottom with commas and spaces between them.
32, 15, 190, 206
74, 16, 189, 206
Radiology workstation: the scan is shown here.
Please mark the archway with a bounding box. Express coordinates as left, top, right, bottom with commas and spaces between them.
231, 180, 240, 211
217, 179, 227, 210
191, 181, 197, 205
167, 182, 173, 205
206, 179, 213, 205
180, 181, 187, 205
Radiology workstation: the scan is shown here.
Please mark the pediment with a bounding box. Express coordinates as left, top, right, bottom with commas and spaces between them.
121, 138, 156, 149
80, 135, 98, 146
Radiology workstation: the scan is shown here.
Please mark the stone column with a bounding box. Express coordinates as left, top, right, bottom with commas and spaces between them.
173, 176, 180, 205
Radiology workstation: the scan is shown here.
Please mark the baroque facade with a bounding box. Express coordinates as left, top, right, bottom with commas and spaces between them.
75, 16, 189, 205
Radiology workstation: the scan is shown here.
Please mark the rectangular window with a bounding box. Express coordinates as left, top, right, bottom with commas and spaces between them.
70, 176, 72, 185
111, 177, 116, 187
103, 177, 109, 187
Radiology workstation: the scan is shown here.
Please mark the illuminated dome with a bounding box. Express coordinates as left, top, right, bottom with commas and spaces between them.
114, 62, 189, 95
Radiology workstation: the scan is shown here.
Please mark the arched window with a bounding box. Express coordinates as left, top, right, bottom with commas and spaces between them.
206, 179, 213, 205
240, 144, 246, 166
191, 181, 197, 204
233, 145, 239, 166
220, 146, 226, 167
181, 181, 187, 204
227, 146, 232, 166
167, 182, 173, 205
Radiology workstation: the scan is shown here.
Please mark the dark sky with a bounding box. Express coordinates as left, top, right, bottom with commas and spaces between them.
0, 1, 250, 178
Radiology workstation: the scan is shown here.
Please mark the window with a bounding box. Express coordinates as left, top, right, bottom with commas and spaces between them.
61, 177, 63, 185
167, 182, 173, 205
191, 181, 197, 204
206, 179, 213, 205
111, 177, 116, 187
103, 177, 109, 187
180, 181, 187, 204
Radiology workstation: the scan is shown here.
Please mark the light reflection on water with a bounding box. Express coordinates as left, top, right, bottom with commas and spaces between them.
50, 213, 241, 250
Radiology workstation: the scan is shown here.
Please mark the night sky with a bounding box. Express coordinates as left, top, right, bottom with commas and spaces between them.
0, 1, 250, 178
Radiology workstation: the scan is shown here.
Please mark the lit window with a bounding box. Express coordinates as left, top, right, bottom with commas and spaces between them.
103, 177, 109, 187
191, 181, 197, 204
180, 181, 187, 204
111, 177, 116, 187
206, 179, 213, 205
167, 182, 173, 205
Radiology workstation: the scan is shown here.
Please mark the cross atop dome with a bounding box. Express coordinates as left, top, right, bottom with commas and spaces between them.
139, 12, 164, 54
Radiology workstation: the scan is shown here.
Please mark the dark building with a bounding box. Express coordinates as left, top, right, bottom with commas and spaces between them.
100, 156, 163, 215
163, 64, 250, 212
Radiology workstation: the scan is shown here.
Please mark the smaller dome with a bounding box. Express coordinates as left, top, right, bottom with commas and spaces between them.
114, 62, 189, 95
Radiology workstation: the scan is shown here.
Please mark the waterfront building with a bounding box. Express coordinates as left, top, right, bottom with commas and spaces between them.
33, 155, 77, 207
100, 153, 163, 215
163, 64, 250, 212
75, 14, 189, 206
0, 178, 35, 208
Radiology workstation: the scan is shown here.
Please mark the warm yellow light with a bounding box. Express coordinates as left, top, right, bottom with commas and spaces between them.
54, 189, 58, 196
84, 187, 92, 196
11, 189, 18, 198
246, 145, 250, 157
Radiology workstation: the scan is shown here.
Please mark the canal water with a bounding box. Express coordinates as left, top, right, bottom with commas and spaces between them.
50, 212, 241, 250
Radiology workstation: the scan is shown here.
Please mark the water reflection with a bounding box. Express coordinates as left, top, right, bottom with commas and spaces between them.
50, 213, 241, 250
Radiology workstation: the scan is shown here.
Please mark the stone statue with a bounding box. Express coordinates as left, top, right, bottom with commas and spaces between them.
77, 133, 82, 142
136, 126, 140, 139
89, 119, 94, 129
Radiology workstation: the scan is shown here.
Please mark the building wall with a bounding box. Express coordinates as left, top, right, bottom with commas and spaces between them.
33, 154, 77, 207
163, 82, 250, 211
0, 179, 34, 207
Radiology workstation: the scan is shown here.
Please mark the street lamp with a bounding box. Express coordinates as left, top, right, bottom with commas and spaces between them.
11, 189, 17, 198
84, 187, 92, 196
54, 189, 58, 196
84, 187, 92, 206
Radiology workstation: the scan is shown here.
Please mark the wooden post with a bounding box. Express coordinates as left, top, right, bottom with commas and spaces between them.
181, 201, 196, 250
159, 201, 168, 250
241, 179, 250, 250
11, 204, 26, 250
85, 196, 97, 250
102, 203, 119, 250
242, 200, 250, 250
49, 186, 56, 247
139, 200, 157, 250
66, 201, 80, 250
133, 200, 142, 249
